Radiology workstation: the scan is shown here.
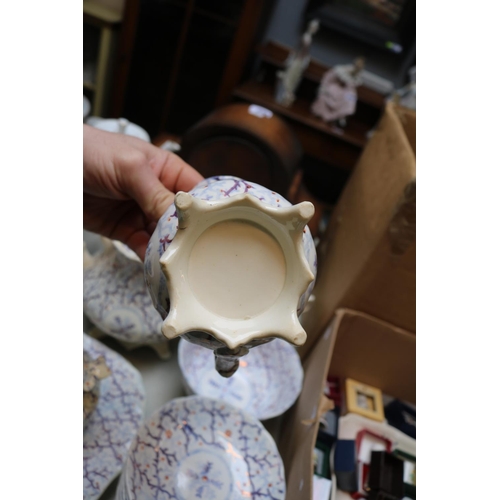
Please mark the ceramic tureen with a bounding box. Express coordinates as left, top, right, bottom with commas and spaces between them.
83, 238, 169, 358
116, 395, 286, 500
144, 175, 317, 377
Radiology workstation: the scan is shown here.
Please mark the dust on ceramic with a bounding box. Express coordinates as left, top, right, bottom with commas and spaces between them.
83, 238, 170, 358
117, 395, 286, 500
83, 350, 111, 426
178, 338, 303, 420
144, 176, 317, 376
83, 333, 145, 500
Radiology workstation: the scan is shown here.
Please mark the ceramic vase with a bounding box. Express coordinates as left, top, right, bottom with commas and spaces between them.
144, 176, 317, 376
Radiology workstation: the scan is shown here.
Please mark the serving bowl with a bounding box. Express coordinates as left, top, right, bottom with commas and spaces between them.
179, 338, 303, 420
83, 237, 170, 358
116, 395, 286, 500
83, 334, 145, 500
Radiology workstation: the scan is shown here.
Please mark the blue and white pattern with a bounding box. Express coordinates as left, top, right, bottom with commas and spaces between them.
179, 339, 303, 421
83, 242, 165, 347
144, 175, 317, 321
117, 396, 286, 500
83, 334, 145, 500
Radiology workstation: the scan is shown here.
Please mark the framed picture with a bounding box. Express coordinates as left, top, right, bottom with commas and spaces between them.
392, 449, 416, 499
345, 378, 385, 422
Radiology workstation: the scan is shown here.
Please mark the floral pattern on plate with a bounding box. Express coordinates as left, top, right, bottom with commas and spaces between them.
178, 339, 303, 421
83, 334, 145, 500
117, 396, 286, 500
83, 241, 165, 346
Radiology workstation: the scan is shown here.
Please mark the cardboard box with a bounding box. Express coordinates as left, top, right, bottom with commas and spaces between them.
279, 309, 416, 500
299, 102, 416, 358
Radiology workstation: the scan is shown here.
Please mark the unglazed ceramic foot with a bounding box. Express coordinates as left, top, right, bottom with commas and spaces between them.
144, 176, 318, 377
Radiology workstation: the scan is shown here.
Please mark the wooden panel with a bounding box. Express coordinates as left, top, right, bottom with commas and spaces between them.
122, 0, 185, 134
233, 79, 369, 148
166, 11, 236, 134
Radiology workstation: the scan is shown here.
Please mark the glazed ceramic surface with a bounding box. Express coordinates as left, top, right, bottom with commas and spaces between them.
117, 396, 285, 500
83, 239, 167, 351
83, 334, 145, 500
178, 338, 303, 420
83, 350, 111, 426
144, 176, 317, 375
145, 176, 316, 321
86, 116, 151, 142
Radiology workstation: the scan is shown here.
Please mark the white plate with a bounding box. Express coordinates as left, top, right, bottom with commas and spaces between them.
83, 334, 145, 500
117, 395, 286, 500
179, 338, 303, 420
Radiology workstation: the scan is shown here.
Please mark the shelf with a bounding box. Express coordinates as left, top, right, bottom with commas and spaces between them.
233, 79, 369, 149
256, 41, 386, 110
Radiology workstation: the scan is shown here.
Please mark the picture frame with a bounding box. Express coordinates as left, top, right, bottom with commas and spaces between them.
345, 378, 385, 422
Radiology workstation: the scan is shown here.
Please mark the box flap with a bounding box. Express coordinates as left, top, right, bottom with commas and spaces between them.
329, 309, 416, 404
279, 322, 337, 500
300, 102, 416, 357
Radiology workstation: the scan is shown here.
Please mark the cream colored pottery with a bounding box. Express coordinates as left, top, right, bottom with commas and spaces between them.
144, 176, 317, 376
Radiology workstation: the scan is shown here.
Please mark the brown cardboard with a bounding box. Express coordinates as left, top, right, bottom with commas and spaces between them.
299, 102, 416, 359
280, 309, 415, 500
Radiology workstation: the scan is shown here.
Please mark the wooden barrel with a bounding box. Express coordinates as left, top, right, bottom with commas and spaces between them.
181, 103, 302, 195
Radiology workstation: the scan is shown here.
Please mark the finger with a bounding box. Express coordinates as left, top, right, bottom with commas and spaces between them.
153, 151, 204, 193
120, 163, 176, 222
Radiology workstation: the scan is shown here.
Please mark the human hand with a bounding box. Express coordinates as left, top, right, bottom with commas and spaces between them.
83, 125, 203, 260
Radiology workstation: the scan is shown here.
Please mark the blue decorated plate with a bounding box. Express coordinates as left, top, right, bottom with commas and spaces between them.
83, 334, 145, 500
179, 338, 303, 420
117, 396, 286, 500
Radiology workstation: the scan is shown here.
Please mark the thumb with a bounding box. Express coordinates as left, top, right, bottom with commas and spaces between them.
122, 163, 175, 222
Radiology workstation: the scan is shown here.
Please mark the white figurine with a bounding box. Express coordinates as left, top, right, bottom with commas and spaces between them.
275, 19, 320, 107
392, 66, 416, 110
311, 57, 365, 127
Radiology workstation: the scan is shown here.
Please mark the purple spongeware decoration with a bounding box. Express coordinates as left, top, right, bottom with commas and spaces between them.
117, 395, 286, 500
144, 176, 317, 377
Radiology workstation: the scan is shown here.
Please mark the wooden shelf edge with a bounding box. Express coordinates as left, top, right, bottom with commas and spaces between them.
233, 81, 368, 148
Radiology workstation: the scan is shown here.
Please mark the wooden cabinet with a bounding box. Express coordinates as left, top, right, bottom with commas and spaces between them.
83, 1, 123, 116
233, 41, 386, 206
115, 0, 274, 138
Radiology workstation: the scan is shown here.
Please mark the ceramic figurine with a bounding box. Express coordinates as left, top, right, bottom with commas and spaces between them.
83, 238, 170, 358
275, 19, 320, 107
116, 396, 286, 500
83, 350, 111, 426
144, 175, 317, 377
391, 66, 416, 110
311, 57, 365, 127
83, 334, 145, 500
